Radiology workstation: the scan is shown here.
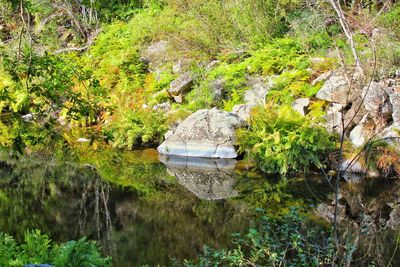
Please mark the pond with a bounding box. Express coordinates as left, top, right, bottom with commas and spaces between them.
1, 148, 398, 266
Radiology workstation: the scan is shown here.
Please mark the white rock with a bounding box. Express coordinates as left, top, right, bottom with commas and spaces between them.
292, 98, 310, 116
158, 108, 247, 158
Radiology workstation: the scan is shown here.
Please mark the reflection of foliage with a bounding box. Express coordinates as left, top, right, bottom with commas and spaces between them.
235, 177, 306, 217
0, 151, 254, 266
182, 209, 333, 267
0, 230, 111, 267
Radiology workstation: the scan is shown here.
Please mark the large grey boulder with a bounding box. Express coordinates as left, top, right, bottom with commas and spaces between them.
158, 108, 247, 158
167, 72, 193, 103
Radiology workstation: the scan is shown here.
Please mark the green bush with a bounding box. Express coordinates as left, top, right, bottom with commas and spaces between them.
107, 109, 168, 149
0, 230, 111, 267
238, 105, 335, 175
181, 209, 334, 267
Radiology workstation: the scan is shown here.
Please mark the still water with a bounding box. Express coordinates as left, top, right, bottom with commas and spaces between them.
0, 149, 343, 266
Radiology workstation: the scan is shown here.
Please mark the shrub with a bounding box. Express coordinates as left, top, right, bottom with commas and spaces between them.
0, 230, 111, 267
107, 109, 168, 149
238, 105, 335, 175
181, 209, 334, 267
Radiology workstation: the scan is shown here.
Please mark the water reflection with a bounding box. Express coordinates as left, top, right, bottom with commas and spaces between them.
0, 152, 252, 267
159, 155, 239, 200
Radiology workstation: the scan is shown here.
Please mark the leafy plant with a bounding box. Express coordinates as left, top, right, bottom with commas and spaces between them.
107, 109, 168, 149
238, 105, 335, 175
181, 209, 334, 267
0, 230, 111, 267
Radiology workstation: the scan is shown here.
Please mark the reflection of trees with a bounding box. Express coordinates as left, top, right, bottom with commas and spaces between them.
0, 156, 115, 256
78, 177, 114, 256
0, 153, 255, 266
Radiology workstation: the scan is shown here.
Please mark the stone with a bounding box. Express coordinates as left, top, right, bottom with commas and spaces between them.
362, 81, 392, 121
385, 86, 400, 123
158, 108, 247, 158
349, 114, 369, 147
211, 77, 225, 101
167, 72, 193, 103
232, 104, 252, 122
311, 71, 332, 86
339, 159, 367, 173
349, 124, 367, 147
21, 113, 34, 122
322, 111, 342, 133
77, 138, 90, 143
141, 40, 169, 70
231, 76, 273, 121
152, 102, 171, 113
244, 76, 270, 106
206, 60, 220, 71
316, 73, 350, 104
380, 122, 400, 148
292, 98, 310, 116
159, 155, 238, 200
316, 203, 346, 223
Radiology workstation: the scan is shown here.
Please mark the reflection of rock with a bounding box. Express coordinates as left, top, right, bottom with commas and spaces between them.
160, 155, 239, 200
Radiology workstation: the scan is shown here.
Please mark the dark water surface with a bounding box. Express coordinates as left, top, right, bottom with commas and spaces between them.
0, 149, 260, 266
3, 148, 398, 266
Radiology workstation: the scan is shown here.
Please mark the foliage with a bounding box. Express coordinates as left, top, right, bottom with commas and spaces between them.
106, 109, 168, 149
185, 38, 326, 111
238, 105, 335, 175
181, 209, 334, 267
0, 230, 111, 267
0, 50, 101, 151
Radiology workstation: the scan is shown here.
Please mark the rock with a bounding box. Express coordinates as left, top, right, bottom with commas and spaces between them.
316, 73, 350, 104
160, 155, 238, 200
167, 72, 193, 103
311, 71, 332, 86
172, 60, 183, 74
244, 76, 270, 106
362, 81, 392, 122
380, 122, 400, 148
339, 159, 367, 174
385, 86, 400, 123
310, 57, 327, 65
231, 76, 273, 121
141, 40, 169, 70
21, 113, 34, 122
316, 203, 346, 223
211, 77, 225, 101
322, 110, 342, 133
292, 98, 310, 116
387, 206, 400, 228
349, 124, 367, 147
152, 102, 171, 112
77, 138, 90, 143
158, 108, 247, 158
232, 104, 252, 121
206, 60, 220, 71
349, 114, 369, 147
